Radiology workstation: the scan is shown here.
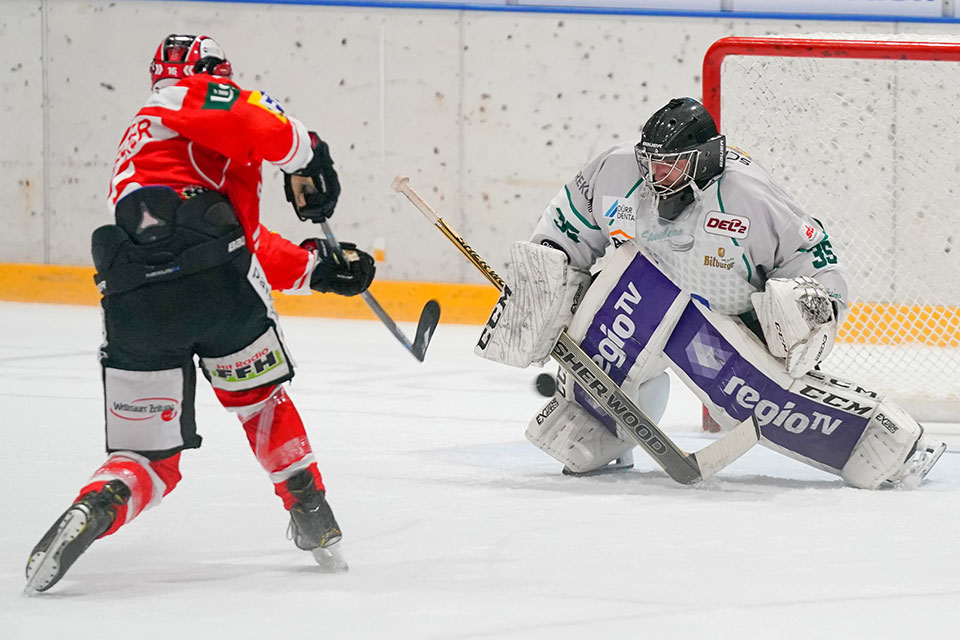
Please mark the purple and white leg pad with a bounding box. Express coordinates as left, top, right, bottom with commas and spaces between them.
551, 243, 941, 488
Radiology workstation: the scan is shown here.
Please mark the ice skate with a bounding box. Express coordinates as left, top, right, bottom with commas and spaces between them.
889, 431, 947, 489
285, 471, 348, 573
24, 480, 130, 594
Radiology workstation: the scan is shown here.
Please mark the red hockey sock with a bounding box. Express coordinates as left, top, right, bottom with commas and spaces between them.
77, 451, 182, 538
215, 385, 324, 508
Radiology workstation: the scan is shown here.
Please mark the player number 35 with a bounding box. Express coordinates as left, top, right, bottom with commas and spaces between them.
810, 239, 837, 269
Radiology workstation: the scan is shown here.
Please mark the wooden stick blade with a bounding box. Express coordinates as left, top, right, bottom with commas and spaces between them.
691, 413, 761, 480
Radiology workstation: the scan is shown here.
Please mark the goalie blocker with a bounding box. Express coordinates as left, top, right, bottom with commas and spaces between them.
480, 241, 945, 488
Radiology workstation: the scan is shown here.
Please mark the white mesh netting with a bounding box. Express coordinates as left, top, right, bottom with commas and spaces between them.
713, 34, 960, 420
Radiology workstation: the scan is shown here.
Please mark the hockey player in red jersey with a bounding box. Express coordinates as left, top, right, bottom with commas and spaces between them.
25, 34, 371, 593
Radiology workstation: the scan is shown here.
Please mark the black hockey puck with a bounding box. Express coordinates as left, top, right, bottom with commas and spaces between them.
535, 372, 557, 397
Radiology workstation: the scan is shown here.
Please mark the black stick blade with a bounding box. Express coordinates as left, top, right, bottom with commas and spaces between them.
411, 300, 441, 362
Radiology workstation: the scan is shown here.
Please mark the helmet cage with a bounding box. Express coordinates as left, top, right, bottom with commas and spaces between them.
636, 146, 700, 197
636, 134, 725, 198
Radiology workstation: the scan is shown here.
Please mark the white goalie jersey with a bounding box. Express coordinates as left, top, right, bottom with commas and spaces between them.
530, 143, 850, 318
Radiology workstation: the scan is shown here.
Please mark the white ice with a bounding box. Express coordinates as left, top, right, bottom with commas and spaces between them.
1, 301, 959, 639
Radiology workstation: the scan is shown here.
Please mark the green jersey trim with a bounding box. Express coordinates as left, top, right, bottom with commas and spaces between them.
564, 186, 600, 230
717, 178, 754, 283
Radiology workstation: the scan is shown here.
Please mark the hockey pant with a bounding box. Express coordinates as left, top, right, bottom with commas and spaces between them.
546, 242, 924, 488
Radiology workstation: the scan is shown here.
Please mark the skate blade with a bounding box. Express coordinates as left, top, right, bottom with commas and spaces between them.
311, 542, 349, 573
562, 452, 635, 478
562, 462, 634, 477
901, 442, 948, 489
24, 508, 89, 595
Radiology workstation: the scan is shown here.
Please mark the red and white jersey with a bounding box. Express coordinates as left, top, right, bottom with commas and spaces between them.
109, 74, 316, 292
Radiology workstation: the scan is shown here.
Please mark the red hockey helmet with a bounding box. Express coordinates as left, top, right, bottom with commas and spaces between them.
150, 34, 232, 90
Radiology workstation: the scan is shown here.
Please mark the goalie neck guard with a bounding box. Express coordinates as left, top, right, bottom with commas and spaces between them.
636, 97, 725, 220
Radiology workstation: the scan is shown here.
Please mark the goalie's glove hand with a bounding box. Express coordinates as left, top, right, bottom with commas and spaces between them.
751, 276, 838, 378
301, 237, 375, 297
284, 132, 341, 223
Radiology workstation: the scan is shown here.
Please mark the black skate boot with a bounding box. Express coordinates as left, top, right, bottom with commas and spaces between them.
24, 480, 131, 594
285, 470, 347, 572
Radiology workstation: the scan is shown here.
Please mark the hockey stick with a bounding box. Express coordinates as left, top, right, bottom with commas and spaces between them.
319, 220, 440, 362
392, 174, 760, 484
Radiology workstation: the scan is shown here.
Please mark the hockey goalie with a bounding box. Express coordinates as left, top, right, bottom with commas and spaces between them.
476, 97, 945, 489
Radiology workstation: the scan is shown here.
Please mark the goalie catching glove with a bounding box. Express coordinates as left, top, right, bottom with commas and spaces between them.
285, 132, 341, 223
301, 238, 375, 297
475, 241, 590, 368
751, 276, 837, 378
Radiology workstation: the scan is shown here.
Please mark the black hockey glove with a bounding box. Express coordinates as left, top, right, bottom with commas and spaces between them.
301, 238, 375, 297
284, 132, 341, 223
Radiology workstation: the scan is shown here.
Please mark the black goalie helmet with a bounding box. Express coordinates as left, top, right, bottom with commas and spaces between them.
635, 97, 726, 220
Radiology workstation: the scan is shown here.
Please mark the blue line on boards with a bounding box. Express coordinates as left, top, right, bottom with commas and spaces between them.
169, 0, 960, 25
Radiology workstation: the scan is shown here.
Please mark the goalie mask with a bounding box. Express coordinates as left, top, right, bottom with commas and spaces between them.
150, 34, 233, 91
636, 97, 725, 221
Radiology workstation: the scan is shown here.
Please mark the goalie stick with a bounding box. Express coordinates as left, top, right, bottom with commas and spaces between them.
391, 174, 760, 484
319, 220, 440, 362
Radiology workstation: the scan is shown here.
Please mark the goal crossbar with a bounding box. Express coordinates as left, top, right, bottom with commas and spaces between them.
703, 36, 960, 127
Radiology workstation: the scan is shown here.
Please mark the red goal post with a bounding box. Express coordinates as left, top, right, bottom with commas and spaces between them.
701, 34, 960, 423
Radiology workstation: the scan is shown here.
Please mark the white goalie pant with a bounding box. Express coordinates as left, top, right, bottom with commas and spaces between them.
526, 372, 670, 474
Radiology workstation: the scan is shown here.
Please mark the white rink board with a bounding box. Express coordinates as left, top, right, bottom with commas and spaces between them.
6, 1, 960, 282
1, 301, 960, 638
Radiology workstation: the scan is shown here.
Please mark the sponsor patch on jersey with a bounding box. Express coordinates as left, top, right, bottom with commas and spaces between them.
202, 83, 239, 110
703, 248, 736, 271
247, 91, 287, 123
800, 222, 820, 242
704, 210, 750, 239
601, 196, 635, 224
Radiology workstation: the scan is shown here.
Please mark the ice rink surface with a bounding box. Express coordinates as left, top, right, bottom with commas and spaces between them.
1, 301, 959, 639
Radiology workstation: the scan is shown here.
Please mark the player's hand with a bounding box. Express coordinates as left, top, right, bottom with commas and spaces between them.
301, 237, 375, 297
284, 132, 341, 223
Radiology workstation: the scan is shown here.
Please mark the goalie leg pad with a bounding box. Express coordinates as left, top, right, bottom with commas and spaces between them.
476, 241, 590, 368
841, 399, 945, 489
526, 373, 669, 474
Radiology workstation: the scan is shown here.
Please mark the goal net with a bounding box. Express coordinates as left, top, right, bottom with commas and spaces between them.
702, 34, 960, 422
